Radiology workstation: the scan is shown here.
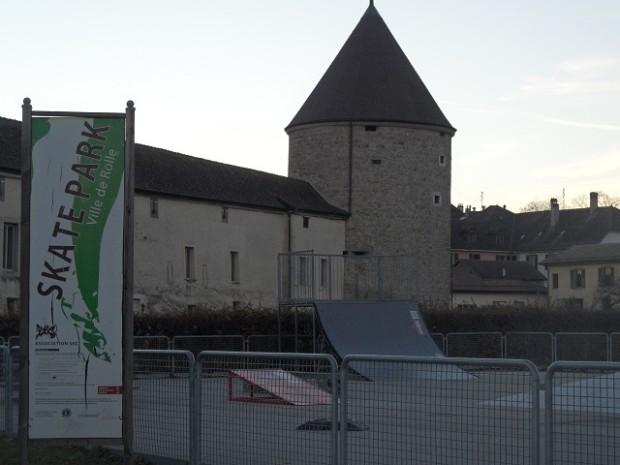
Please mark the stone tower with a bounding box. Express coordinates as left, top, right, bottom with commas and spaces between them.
286, 2, 456, 304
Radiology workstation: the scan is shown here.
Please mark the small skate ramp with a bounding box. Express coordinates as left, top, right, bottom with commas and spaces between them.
228, 369, 332, 406
314, 301, 468, 380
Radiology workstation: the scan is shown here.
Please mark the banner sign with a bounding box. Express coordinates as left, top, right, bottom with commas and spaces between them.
28, 116, 125, 439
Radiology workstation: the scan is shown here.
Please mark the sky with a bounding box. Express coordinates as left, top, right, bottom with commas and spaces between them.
1, 0, 619, 212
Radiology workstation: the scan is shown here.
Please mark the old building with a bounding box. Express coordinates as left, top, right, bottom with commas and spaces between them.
451, 260, 547, 309
0, 2, 454, 313
452, 195, 620, 277
542, 242, 620, 310
288, 2, 455, 304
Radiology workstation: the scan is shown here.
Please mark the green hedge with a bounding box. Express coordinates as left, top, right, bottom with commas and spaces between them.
2, 305, 620, 340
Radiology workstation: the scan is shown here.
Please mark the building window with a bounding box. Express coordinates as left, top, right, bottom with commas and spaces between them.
185, 247, 196, 281
320, 258, 329, 288
364, 125, 377, 132
221, 206, 229, 223
570, 268, 586, 289
469, 253, 480, 260
372, 159, 382, 165
230, 251, 240, 283
526, 254, 538, 268
467, 231, 477, 244
438, 155, 446, 167
451, 253, 459, 265
298, 256, 308, 285
303, 217, 310, 228
150, 197, 159, 218
3, 223, 18, 272
6, 298, 18, 314
599, 267, 614, 287
552, 273, 559, 289
495, 255, 505, 261
495, 233, 505, 246
0, 176, 5, 201
432, 193, 442, 207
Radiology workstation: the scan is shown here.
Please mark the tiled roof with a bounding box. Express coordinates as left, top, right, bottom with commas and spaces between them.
451, 204, 620, 254
452, 260, 547, 294
0, 116, 348, 217
542, 243, 620, 266
286, 3, 454, 132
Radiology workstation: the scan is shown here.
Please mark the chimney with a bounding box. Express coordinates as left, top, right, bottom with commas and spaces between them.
550, 198, 560, 228
590, 192, 598, 214
457, 203, 464, 212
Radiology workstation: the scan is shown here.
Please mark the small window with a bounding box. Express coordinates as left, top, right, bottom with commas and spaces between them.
3, 223, 18, 272
526, 254, 538, 268
320, 258, 329, 288
598, 267, 614, 287
372, 159, 382, 165
467, 231, 477, 244
432, 193, 442, 207
298, 256, 308, 285
185, 246, 195, 281
495, 255, 505, 261
221, 206, 229, 223
469, 254, 481, 260
495, 233, 505, 245
552, 273, 559, 289
364, 125, 377, 132
438, 155, 446, 167
6, 298, 18, 314
150, 197, 159, 218
570, 268, 585, 289
302, 217, 310, 228
0, 176, 5, 201
230, 251, 240, 283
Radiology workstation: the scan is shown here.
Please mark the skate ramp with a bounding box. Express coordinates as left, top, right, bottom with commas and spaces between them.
314, 301, 469, 380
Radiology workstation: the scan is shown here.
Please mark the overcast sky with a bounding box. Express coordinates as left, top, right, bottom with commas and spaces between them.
2, 0, 618, 211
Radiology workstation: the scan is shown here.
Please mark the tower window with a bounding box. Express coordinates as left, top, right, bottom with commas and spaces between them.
432, 192, 442, 207
372, 159, 382, 165
302, 217, 310, 228
221, 206, 229, 223
438, 155, 446, 166
150, 197, 159, 218
364, 125, 377, 132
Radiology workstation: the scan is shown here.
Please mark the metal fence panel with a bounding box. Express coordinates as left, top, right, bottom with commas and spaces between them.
132, 350, 197, 464
445, 332, 504, 358
246, 334, 316, 353
340, 355, 540, 465
197, 351, 338, 465
554, 332, 609, 362
505, 332, 554, 368
610, 333, 620, 362
133, 336, 170, 350
172, 335, 245, 354
545, 361, 620, 465
0, 346, 11, 437
431, 333, 446, 354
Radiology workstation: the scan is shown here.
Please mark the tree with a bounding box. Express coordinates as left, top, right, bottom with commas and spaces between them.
592, 278, 620, 311
571, 191, 620, 208
519, 200, 549, 213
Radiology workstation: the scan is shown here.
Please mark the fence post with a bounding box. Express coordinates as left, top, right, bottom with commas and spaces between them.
190, 352, 200, 465
3, 346, 11, 436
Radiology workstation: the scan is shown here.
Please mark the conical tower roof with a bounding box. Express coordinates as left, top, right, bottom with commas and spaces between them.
286, 3, 455, 132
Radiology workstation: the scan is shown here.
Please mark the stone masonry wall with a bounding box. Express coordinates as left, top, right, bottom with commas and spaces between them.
288, 122, 452, 304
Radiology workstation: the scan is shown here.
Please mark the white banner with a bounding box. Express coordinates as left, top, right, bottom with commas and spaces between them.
29, 116, 125, 439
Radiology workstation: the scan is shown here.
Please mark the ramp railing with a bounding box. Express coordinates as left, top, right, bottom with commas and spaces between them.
277, 252, 420, 303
